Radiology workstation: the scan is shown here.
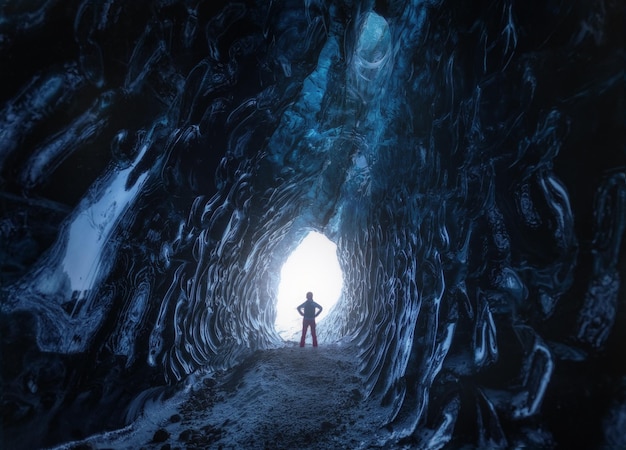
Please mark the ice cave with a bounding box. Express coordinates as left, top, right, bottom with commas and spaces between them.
0, 0, 624, 449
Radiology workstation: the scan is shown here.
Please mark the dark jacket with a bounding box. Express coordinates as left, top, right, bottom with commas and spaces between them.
297, 299, 322, 320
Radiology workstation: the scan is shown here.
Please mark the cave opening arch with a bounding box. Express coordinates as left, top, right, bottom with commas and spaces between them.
274, 230, 344, 342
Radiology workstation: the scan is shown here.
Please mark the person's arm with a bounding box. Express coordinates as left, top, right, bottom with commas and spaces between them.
314, 302, 323, 317
297, 303, 305, 316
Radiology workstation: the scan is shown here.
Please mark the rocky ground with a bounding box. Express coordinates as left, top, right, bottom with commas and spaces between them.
49, 342, 395, 450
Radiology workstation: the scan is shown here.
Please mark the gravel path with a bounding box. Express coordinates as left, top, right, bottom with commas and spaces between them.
51, 343, 393, 450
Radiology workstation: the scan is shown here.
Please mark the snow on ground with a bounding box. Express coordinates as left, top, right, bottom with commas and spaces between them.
49, 342, 397, 450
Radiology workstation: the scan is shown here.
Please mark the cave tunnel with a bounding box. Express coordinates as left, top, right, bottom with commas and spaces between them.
0, 0, 624, 449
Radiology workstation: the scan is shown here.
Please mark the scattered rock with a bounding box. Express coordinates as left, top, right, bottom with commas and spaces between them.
179, 428, 193, 442
152, 428, 170, 443
169, 413, 182, 423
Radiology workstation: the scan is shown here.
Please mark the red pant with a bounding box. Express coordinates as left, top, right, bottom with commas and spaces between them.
300, 319, 318, 347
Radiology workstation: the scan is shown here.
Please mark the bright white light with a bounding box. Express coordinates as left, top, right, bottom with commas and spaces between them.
275, 231, 343, 341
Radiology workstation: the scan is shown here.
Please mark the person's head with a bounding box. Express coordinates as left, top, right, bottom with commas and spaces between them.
306, 292, 313, 300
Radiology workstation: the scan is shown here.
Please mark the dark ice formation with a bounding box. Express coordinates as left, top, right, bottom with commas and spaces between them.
0, 0, 624, 449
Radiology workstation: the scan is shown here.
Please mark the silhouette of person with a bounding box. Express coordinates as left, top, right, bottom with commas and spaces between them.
297, 292, 323, 347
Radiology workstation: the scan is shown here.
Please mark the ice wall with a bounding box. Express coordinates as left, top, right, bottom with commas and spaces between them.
0, 0, 624, 449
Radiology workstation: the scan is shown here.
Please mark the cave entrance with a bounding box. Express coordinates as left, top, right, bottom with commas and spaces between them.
274, 231, 343, 341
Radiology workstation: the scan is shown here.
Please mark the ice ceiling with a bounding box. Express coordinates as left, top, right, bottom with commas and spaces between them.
0, 0, 624, 449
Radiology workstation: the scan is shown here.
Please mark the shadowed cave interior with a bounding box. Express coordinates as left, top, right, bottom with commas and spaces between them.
0, 0, 624, 449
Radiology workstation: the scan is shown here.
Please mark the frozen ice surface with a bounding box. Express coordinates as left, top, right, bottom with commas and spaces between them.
0, 1, 624, 449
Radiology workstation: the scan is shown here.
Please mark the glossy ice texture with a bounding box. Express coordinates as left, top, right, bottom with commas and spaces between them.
0, 1, 623, 449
